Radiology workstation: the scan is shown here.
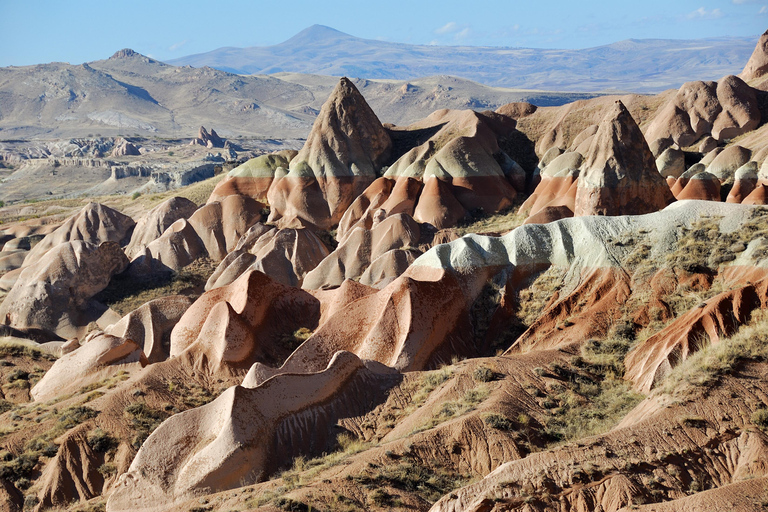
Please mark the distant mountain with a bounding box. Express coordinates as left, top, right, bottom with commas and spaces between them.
168, 25, 758, 94
0, 50, 600, 140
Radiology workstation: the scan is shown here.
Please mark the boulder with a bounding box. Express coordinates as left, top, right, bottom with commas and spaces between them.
676, 171, 721, 201
706, 145, 752, 185
726, 163, 759, 203
656, 146, 686, 178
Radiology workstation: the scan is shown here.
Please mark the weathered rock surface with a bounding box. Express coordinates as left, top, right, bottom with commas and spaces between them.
645, 75, 760, 145
107, 352, 400, 509
105, 295, 194, 363
31, 332, 146, 401
111, 138, 140, 157
268, 77, 392, 230
303, 213, 422, 290
23, 202, 135, 268
124, 196, 198, 258
207, 151, 295, 203
574, 100, 673, 216
205, 223, 330, 289
0, 241, 129, 338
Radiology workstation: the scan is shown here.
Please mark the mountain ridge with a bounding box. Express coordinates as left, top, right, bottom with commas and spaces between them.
168, 24, 758, 93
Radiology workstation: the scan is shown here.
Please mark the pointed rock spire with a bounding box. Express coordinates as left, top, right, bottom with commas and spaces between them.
289, 76, 392, 178
575, 100, 673, 216
740, 29, 768, 82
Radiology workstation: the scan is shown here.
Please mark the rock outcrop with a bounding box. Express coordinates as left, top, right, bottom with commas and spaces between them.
205, 223, 330, 289
645, 76, 760, 145
22, 203, 135, 268
267, 78, 392, 230
107, 352, 400, 509
125, 196, 198, 259
740, 29, 768, 86
190, 126, 224, 148
303, 213, 422, 290
0, 241, 129, 338
111, 138, 140, 157
575, 101, 673, 216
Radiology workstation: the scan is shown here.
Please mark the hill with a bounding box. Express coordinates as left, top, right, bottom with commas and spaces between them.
169, 24, 758, 93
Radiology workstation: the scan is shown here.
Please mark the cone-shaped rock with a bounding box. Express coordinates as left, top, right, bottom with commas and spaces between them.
575, 101, 673, 216
740, 29, 768, 83
268, 77, 392, 229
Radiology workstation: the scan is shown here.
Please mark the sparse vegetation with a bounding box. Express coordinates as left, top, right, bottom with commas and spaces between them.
94, 257, 218, 315
412, 385, 489, 434
483, 413, 515, 431
87, 428, 117, 452
123, 402, 168, 449
516, 266, 568, 327
536, 333, 643, 444
0, 338, 56, 361
352, 458, 469, 504
660, 309, 768, 397
278, 327, 314, 353
455, 202, 526, 237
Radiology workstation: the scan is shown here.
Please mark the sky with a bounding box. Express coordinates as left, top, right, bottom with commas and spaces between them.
0, 0, 764, 67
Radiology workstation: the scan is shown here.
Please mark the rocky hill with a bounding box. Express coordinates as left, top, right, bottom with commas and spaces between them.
0, 51, 599, 140
0, 29, 767, 512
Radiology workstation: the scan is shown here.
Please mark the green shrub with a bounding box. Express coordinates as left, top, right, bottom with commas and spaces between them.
58, 405, 98, 429
87, 428, 117, 453
752, 408, 768, 430
473, 366, 496, 382
483, 413, 515, 431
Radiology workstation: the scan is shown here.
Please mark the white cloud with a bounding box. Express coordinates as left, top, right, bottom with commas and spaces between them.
168, 40, 188, 52
733, 0, 758, 4
761, 5, 768, 13
435, 22, 458, 34
687, 7, 724, 19
456, 28, 472, 40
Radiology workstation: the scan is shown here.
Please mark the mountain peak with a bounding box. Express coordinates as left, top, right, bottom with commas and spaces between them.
281, 25, 355, 46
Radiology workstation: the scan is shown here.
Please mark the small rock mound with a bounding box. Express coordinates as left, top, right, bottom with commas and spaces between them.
125, 196, 198, 259
23, 202, 135, 268
31, 332, 146, 402
105, 295, 194, 363
111, 138, 140, 157
190, 126, 224, 148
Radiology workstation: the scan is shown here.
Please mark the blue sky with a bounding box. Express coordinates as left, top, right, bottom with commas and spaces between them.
0, 0, 764, 66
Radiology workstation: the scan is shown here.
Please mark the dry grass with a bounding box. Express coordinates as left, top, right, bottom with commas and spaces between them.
659, 309, 768, 397
454, 202, 526, 237
516, 266, 568, 327
94, 257, 218, 316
